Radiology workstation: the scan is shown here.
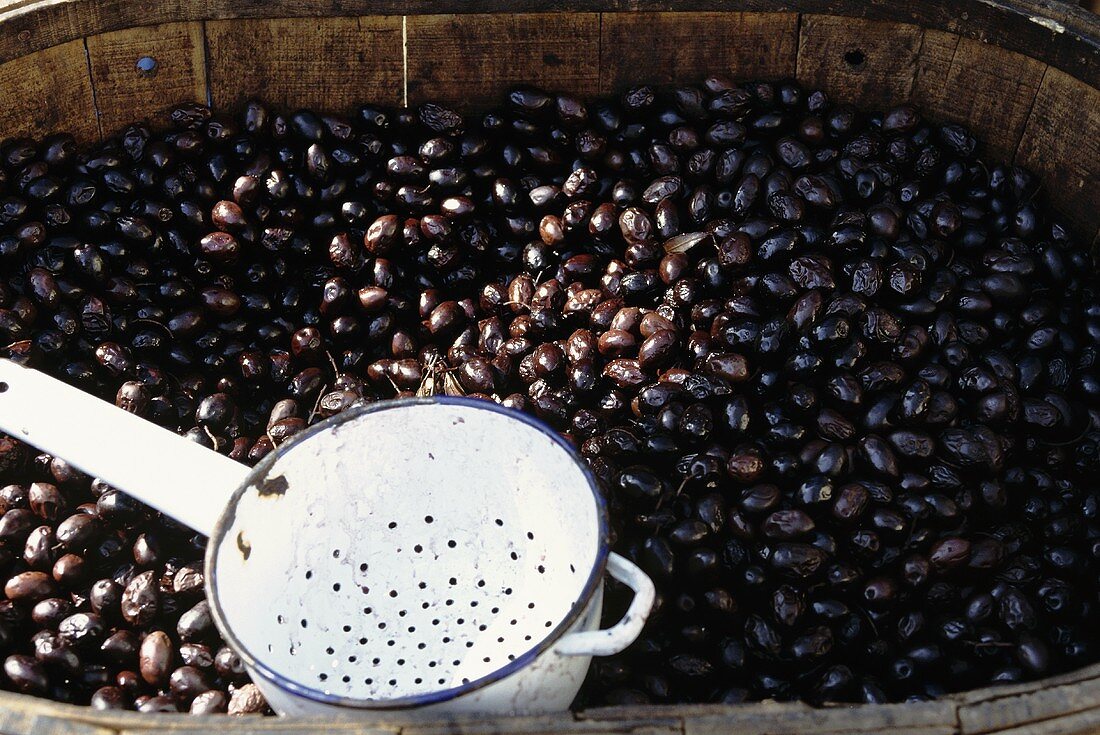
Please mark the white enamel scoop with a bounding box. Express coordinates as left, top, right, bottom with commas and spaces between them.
0, 359, 654, 715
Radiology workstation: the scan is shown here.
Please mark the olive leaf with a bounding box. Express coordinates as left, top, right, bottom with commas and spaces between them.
663, 231, 712, 254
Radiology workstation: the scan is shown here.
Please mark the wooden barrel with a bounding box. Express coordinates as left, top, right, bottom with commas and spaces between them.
0, 0, 1097, 732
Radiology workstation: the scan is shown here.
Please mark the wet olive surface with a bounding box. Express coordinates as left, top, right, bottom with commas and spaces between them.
0, 79, 1097, 712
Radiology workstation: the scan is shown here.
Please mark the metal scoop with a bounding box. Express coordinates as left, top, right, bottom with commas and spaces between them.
0, 359, 654, 715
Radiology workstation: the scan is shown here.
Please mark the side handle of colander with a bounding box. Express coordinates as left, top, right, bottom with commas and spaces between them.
0, 359, 250, 537
553, 552, 656, 657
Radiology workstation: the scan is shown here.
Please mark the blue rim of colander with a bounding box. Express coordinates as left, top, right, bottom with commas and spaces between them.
205, 395, 612, 710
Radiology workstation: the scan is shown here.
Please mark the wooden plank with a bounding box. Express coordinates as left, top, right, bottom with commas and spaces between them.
959, 678, 1100, 735
911, 30, 1047, 160
598, 12, 798, 93
405, 717, 680, 735
0, 1, 1097, 89
406, 13, 601, 107
797, 14, 924, 109
117, 727, 397, 735
1015, 66, 1100, 240
0, 708, 117, 735
0, 38, 98, 142
205, 16, 403, 114
986, 708, 1100, 735
85, 21, 207, 138
589, 701, 957, 735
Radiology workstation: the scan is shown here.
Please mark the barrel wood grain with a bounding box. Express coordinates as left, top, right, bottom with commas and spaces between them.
204, 17, 403, 114
797, 15, 925, 108
0, 668, 1094, 735
0, 38, 98, 141
597, 12, 798, 93
85, 22, 207, 139
1014, 66, 1100, 238
0, 1, 1097, 92
911, 30, 1047, 161
405, 13, 600, 107
959, 677, 1100, 734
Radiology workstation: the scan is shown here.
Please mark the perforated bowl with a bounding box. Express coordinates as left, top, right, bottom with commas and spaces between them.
207, 397, 655, 715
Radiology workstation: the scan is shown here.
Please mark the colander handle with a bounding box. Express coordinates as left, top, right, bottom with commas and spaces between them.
0, 359, 250, 537
554, 552, 655, 657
